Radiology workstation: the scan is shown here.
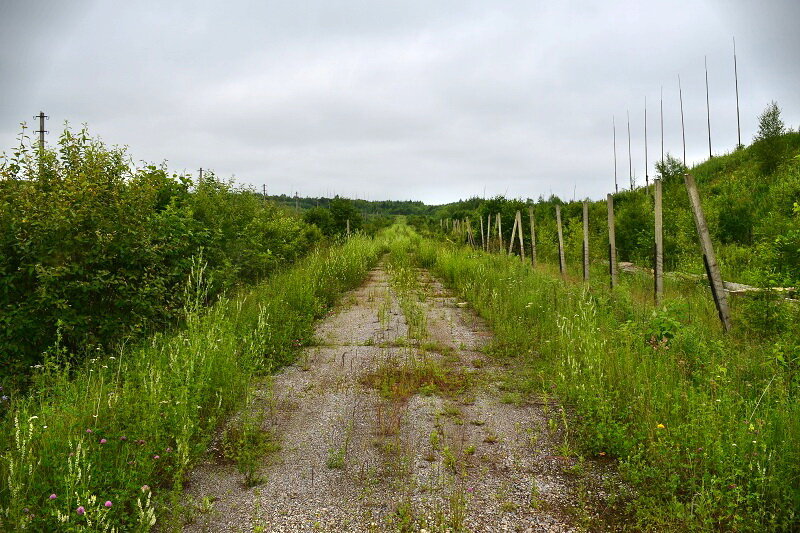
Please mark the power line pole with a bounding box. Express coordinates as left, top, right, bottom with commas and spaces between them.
705, 55, 712, 159
679, 75, 687, 167
34, 111, 48, 150
627, 110, 633, 190
613, 116, 618, 193
733, 37, 742, 148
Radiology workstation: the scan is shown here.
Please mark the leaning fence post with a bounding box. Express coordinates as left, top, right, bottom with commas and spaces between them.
654, 179, 664, 305
347, 218, 350, 237
508, 213, 518, 255
528, 205, 537, 267
516, 210, 525, 262
582, 200, 590, 281
607, 194, 618, 288
479, 216, 485, 250
556, 204, 566, 276
683, 172, 731, 331
486, 214, 492, 251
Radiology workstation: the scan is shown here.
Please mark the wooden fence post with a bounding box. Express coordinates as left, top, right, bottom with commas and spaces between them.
516, 210, 525, 261
684, 172, 731, 331
479, 216, 485, 251
486, 214, 492, 251
497, 213, 504, 251
346, 218, 350, 237
508, 213, 518, 255
607, 194, 618, 288
582, 200, 590, 281
556, 205, 566, 276
528, 205, 537, 267
654, 179, 664, 305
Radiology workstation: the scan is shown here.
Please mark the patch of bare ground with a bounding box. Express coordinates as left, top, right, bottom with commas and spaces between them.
180, 263, 625, 532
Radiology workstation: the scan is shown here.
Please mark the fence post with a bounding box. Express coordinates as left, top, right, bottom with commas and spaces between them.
582, 200, 590, 281
497, 213, 504, 251
684, 172, 731, 331
479, 216, 485, 251
556, 205, 566, 276
607, 194, 618, 288
508, 213, 518, 255
654, 179, 664, 305
486, 214, 492, 251
346, 218, 350, 237
528, 206, 537, 267
516, 210, 525, 261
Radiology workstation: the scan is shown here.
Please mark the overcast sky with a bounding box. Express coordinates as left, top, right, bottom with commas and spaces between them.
2, 1, 798, 204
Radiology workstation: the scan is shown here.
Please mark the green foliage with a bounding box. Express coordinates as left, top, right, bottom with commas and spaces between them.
755, 101, 786, 142
411, 231, 800, 530
0, 125, 321, 386
0, 234, 381, 530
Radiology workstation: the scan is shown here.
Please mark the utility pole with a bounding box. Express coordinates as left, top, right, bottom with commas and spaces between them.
34, 111, 48, 150
705, 56, 712, 159
627, 110, 633, 190
679, 75, 687, 167
613, 116, 618, 193
644, 97, 649, 187
733, 37, 742, 148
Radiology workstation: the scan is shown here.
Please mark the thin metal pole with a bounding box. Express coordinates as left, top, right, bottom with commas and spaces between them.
654, 179, 664, 305
660, 87, 664, 167
705, 56, 712, 159
734, 37, 741, 148
607, 194, 617, 288
679, 75, 686, 167
613, 116, 618, 193
627, 110, 633, 189
644, 97, 649, 187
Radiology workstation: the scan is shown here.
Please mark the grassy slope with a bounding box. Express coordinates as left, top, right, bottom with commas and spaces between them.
412, 232, 799, 531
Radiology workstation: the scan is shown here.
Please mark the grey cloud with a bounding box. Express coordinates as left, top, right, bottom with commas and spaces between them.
2, 1, 798, 204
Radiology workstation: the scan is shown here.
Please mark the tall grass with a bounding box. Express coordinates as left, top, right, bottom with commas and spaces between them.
0, 235, 381, 531
414, 235, 799, 531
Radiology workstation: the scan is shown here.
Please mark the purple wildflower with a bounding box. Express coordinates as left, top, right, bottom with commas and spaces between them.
49, 494, 57, 500
104, 501, 112, 508
85, 428, 93, 434
153, 455, 160, 460
99, 438, 107, 444
76, 506, 85, 515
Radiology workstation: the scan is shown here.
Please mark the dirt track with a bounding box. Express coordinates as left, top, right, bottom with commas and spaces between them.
182, 264, 621, 532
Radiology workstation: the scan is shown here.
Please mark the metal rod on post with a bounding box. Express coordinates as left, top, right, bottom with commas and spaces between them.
582, 200, 590, 282
607, 194, 617, 288
556, 205, 566, 276
627, 110, 633, 190
734, 37, 741, 148
679, 75, 687, 167
654, 179, 664, 305
660, 87, 664, 167
644, 98, 649, 187
683, 173, 731, 331
613, 116, 618, 193
528, 205, 537, 267
705, 56, 712, 159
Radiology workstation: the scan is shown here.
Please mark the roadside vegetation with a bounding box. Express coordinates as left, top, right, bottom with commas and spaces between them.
408, 229, 798, 530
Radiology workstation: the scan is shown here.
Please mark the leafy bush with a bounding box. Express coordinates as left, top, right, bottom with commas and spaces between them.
0, 126, 321, 385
